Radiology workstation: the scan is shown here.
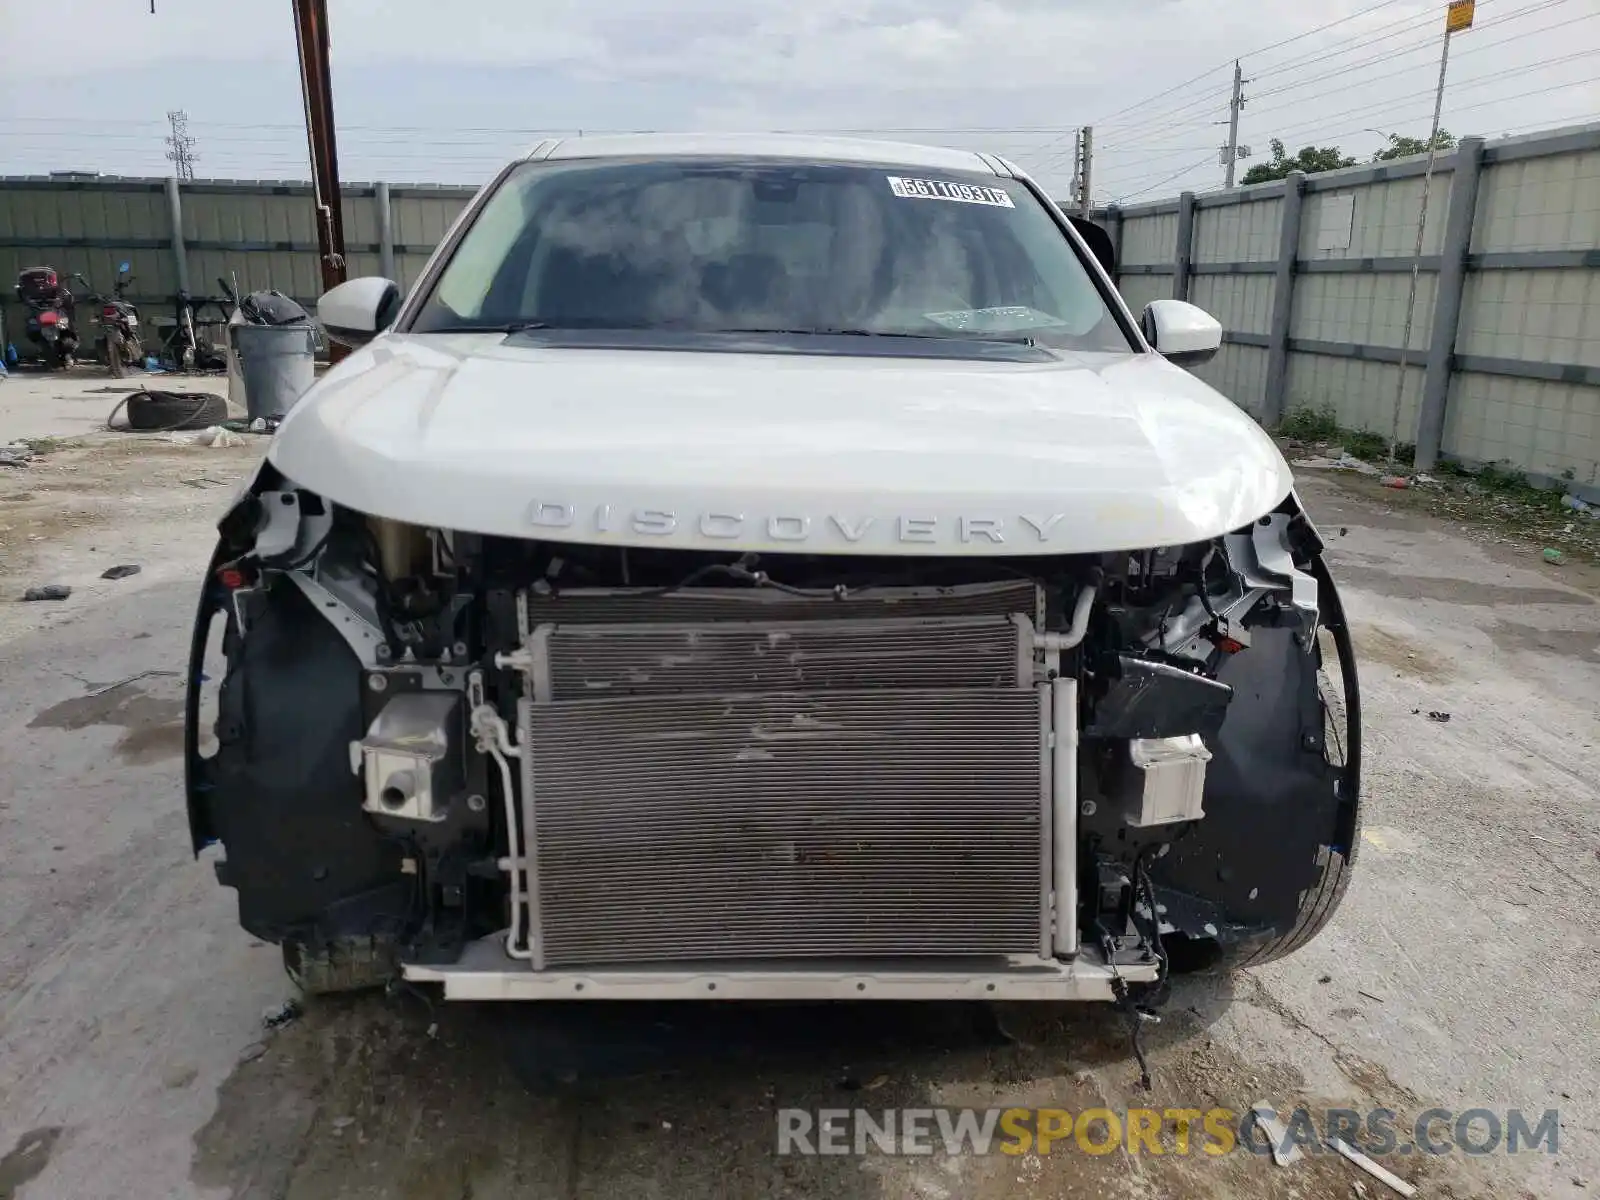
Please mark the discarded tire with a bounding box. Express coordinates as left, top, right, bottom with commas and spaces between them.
121, 389, 229, 432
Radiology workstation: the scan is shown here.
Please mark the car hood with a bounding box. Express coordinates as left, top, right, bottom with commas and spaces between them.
268, 332, 1293, 555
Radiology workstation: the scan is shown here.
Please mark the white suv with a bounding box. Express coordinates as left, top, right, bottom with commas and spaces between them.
184, 134, 1360, 1014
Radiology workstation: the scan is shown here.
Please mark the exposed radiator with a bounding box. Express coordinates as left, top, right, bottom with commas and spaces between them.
523, 578, 1043, 626
508, 582, 1051, 970
530, 615, 1031, 701
523, 689, 1047, 966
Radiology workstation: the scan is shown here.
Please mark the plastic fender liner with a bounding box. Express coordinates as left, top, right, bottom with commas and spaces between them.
1149, 551, 1360, 952
193, 571, 405, 943
182, 538, 229, 853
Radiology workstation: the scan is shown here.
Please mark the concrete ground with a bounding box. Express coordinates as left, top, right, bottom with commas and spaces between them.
0, 376, 1596, 1199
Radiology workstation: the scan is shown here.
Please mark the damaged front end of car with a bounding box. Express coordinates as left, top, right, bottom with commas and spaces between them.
184, 467, 1359, 1004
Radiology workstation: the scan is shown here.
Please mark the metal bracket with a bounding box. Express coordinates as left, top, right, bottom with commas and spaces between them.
285, 570, 385, 666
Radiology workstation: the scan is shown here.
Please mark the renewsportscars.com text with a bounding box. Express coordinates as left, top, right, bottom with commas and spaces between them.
776, 1106, 1560, 1158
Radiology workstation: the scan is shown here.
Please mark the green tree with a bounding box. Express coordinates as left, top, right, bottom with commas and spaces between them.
1241, 138, 1356, 185
1373, 129, 1457, 161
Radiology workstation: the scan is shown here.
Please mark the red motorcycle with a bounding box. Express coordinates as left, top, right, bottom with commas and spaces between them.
14, 266, 80, 369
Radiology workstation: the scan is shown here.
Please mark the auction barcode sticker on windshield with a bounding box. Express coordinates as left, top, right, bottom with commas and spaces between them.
887, 176, 1014, 208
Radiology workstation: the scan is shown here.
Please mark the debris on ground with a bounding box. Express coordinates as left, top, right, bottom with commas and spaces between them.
0, 443, 34, 468
261, 999, 303, 1030
1357, 989, 1385, 1003
1291, 449, 1382, 477
1426, 711, 1451, 723
193, 425, 245, 449
1563, 494, 1597, 517
238, 1042, 268, 1064
1543, 547, 1566, 565
100, 564, 141, 580
1380, 475, 1410, 489
86, 669, 179, 697
21, 584, 71, 601
1250, 1102, 1301, 1167
1327, 1136, 1417, 1197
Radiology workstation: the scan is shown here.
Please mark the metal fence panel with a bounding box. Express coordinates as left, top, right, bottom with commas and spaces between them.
3, 125, 1597, 492
1193, 196, 1282, 264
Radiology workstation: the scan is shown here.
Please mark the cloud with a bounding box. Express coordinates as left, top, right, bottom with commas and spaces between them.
2, 0, 1595, 198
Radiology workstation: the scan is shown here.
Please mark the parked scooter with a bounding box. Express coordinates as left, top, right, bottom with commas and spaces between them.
81, 262, 144, 378
13, 266, 80, 369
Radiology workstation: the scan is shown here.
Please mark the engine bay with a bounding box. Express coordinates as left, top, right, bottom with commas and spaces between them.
185, 463, 1360, 1008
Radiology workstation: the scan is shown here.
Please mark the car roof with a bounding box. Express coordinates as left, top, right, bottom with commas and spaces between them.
527, 132, 1003, 176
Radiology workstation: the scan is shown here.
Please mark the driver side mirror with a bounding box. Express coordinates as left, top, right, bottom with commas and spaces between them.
317, 276, 400, 348
1140, 299, 1222, 367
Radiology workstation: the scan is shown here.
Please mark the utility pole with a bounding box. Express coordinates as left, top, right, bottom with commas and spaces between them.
1388, 0, 1474, 462
165, 110, 197, 181
1222, 61, 1247, 188
1076, 126, 1094, 217
292, 0, 349, 358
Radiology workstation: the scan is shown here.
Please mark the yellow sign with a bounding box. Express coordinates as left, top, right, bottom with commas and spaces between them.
1446, 0, 1475, 33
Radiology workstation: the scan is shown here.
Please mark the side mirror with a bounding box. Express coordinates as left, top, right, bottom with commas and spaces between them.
317, 276, 400, 348
1140, 299, 1222, 367
1067, 216, 1116, 278
118, 261, 131, 274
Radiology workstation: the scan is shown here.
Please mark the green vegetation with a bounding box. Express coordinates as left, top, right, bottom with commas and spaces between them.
1240, 129, 1454, 185
1275, 406, 1410, 465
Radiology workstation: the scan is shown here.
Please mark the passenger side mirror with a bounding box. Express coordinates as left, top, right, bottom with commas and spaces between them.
1140, 299, 1222, 367
317, 276, 400, 347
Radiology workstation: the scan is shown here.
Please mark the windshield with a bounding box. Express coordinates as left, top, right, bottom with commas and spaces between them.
409, 157, 1130, 352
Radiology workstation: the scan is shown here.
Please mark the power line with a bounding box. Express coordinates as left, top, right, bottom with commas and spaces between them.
1252, 0, 1570, 80
1255, 0, 1587, 96
1114, 153, 1219, 201
1249, 52, 1598, 139
1104, 0, 1583, 144
1090, 0, 1420, 128
1293, 73, 1600, 143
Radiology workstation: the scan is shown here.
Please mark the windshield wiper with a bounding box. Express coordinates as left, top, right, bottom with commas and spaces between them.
715, 326, 1037, 346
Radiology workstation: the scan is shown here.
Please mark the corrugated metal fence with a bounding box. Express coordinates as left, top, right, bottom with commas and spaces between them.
2, 121, 1596, 488
0, 176, 475, 364
1098, 121, 1600, 489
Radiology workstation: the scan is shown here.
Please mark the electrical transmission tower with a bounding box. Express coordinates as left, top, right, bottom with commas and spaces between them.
165, 110, 197, 180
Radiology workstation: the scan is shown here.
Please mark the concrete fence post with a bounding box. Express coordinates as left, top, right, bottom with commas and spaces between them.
375, 181, 396, 283
164, 175, 190, 296
1414, 136, 1485, 472
1173, 191, 1196, 301
1262, 171, 1307, 426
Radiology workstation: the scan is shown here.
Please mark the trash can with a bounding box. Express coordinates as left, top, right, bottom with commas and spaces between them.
233, 322, 316, 421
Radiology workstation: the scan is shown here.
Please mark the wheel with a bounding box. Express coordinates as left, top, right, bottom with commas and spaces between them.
282, 936, 397, 996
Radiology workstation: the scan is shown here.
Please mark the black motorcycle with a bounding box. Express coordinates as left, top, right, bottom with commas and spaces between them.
82, 263, 144, 378
13, 266, 80, 369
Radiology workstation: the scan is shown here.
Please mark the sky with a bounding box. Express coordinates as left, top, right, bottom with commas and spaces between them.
1, 0, 1596, 203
